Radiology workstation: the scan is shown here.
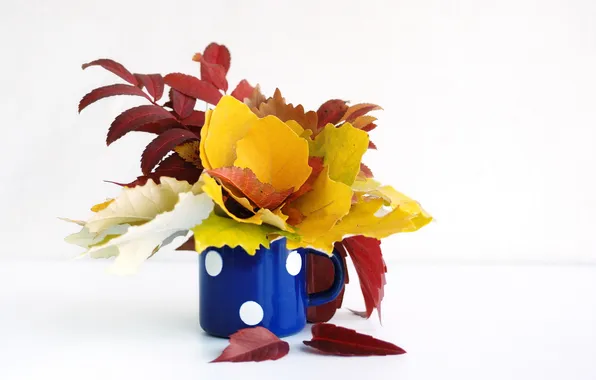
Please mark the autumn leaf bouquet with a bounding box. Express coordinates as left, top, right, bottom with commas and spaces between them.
64, 43, 432, 341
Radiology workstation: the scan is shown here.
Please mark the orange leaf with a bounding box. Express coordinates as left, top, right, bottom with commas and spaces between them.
341, 103, 382, 123
253, 89, 318, 133
285, 157, 324, 203
207, 166, 293, 210
351, 115, 377, 129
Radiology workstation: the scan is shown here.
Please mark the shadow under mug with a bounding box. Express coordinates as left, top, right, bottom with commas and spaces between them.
198, 238, 345, 337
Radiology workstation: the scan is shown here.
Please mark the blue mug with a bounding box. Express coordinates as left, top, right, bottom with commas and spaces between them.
198, 238, 345, 337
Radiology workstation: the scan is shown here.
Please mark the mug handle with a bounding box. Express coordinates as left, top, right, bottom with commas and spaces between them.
304, 248, 345, 307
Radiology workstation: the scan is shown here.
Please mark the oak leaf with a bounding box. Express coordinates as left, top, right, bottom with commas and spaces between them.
252, 89, 318, 133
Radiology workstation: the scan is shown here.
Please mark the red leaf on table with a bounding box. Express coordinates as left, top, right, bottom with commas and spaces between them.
201, 42, 231, 74
342, 236, 387, 321
303, 323, 406, 356
170, 89, 196, 119
368, 140, 377, 150
361, 122, 377, 132
82, 58, 138, 85
230, 79, 255, 101
134, 74, 164, 101
359, 163, 374, 178
78, 84, 151, 112
207, 166, 293, 210
306, 241, 349, 323
164, 73, 223, 105
180, 111, 205, 127
107, 105, 176, 145
342, 103, 383, 123
110, 153, 202, 188
140, 128, 199, 175
193, 53, 228, 92
211, 326, 289, 363
317, 99, 348, 128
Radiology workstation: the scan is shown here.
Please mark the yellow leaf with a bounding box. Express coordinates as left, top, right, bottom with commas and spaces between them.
310, 123, 369, 186
202, 174, 293, 232
192, 212, 277, 255
175, 141, 202, 168
200, 96, 258, 170
291, 166, 352, 240
234, 115, 312, 193
91, 199, 114, 212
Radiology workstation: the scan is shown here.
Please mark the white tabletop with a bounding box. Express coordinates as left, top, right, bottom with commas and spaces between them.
1, 259, 595, 380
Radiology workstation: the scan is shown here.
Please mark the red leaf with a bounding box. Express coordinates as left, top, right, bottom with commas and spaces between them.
230, 79, 255, 101
134, 74, 165, 101
306, 241, 349, 323
211, 327, 289, 363
164, 73, 223, 105
286, 157, 324, 203
180, 111, 205, 127
82, 59, 139, 85
136, 118, 182, 135
359, 163, 374, 178
141, 128, 200, 175
107, 105, 176, 145
207, 167, 293, 209
342, 103, 382, 123
202, 43, 231, 74
79, 84, 151, 112
193, 53, 228, 92
342, 236, 387, 320
110, 153, 203, 188
361, 123, 377, 132
171, 89, 196, 119
317, 99, 348, 128
368, 140, 377, 150
303, 323, 405, 356
175, 236, 195, 251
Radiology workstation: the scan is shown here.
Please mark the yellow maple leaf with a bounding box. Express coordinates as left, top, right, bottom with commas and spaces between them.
310, 123, 369, 186
252, 89, 318, 133
192, 212, 287, 255
291, 166, 352, 240
200, 96, 258, 170
234, 115, 312, 192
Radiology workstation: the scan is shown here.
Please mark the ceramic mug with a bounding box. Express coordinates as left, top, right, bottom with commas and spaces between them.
198, 237, 345, 337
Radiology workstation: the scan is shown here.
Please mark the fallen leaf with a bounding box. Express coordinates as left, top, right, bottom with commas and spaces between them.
207, 166, 293, 209
211, 327, 289, 363
242, 84, 267, 109
285, 157, 325, 203
341, 103, 382, 123
359, 163, 374, 178
253, 89, 318, 133
351, 115, 377, 130
303, 323, 405, 356
134, 74, 165, 101
140, 128, 199, 175
170, 89, 196, 119
317, 99, 348, 128
174, 140, 203, 168
107, 105, 177, 145
164, 73, 222, 105
82, 58, 138, 85
361, 122, 377, 132
79, 84, 151, 112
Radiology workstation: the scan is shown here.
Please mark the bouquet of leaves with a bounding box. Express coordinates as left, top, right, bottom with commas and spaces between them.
64, 42, 432, 324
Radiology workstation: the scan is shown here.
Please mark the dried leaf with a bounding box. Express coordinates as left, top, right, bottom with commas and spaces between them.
170, 89, 196, 119
208, 166, 293, 209
193, 53, 228, 92
174, 140, 203, 168
211, 327, 289, 363
253, 89, 318, 133
140, 128, 199, 174
79, 84, 151, 112
134, 74, 165, 101
317, 99, 348, 128
243, 84, 267, 109
164, 73, 222, 105
230, 79, 255, 101
342, 236, 386, 320
303, 323, 405, 356
361, 123, 377, 132
82, 58, 138, 85
341, 103, 382, 123
351, 115, 377, 130
107, 105, 176, 145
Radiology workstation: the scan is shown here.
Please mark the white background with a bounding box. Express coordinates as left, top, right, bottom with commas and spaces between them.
1, 1, 595, 379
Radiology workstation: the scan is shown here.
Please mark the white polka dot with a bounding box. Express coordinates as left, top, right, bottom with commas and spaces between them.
286, 250, 302, 276
239, 301, 264, 326
204, 250, 223, 277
